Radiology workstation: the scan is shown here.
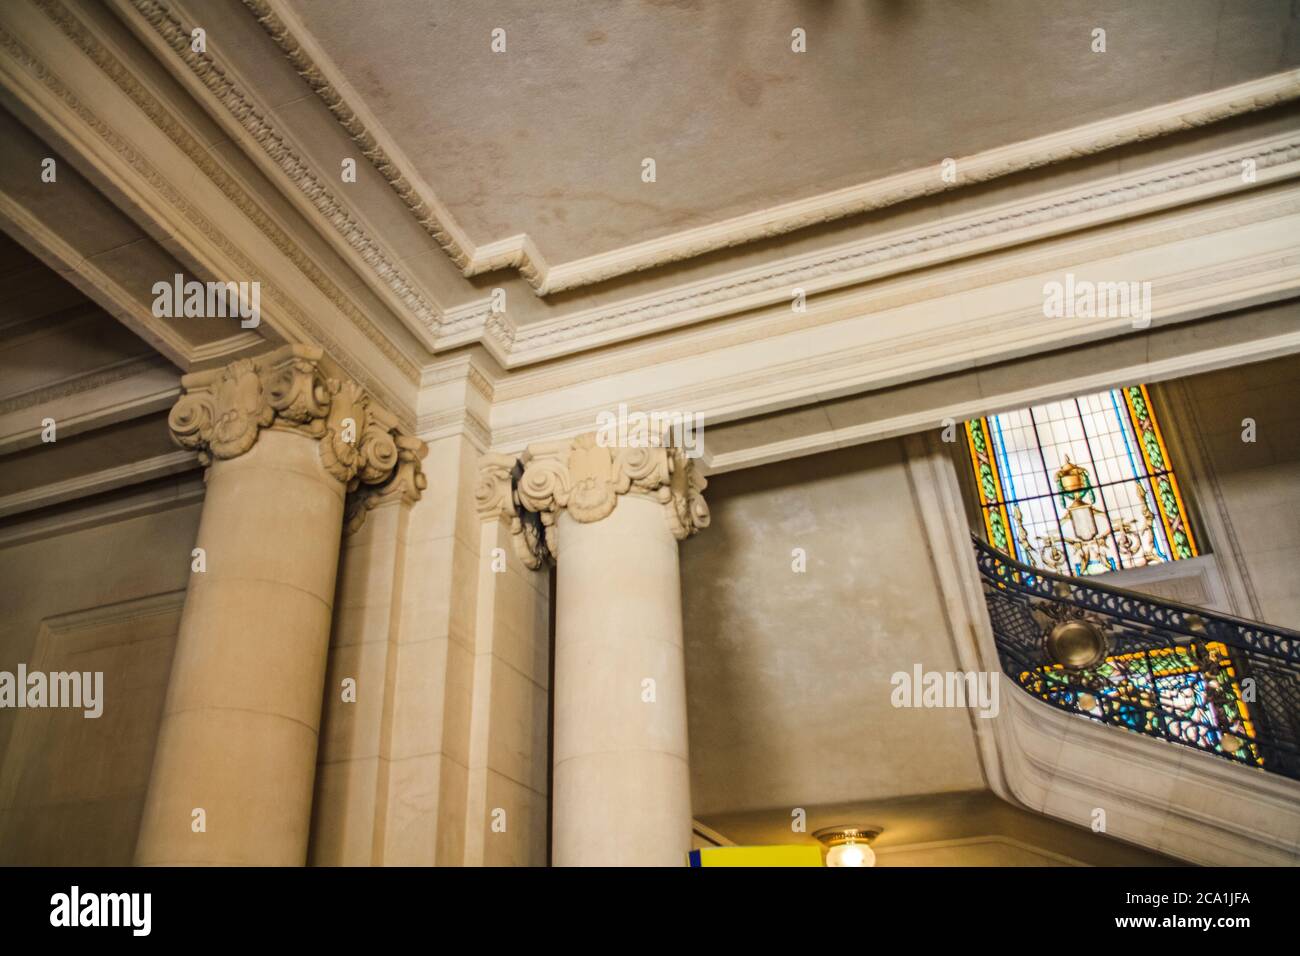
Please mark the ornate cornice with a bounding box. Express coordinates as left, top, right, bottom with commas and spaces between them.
90, 0, 1300, 368
528, 69, 1300, 295
168, 345, 427, 532
437, 132, 1300, 366
239, 0, 478, 274
234, 0, 1300, 295
10, 0, 420, 415
485, 185, 1300, 414
120, 0, 447, 348
477, 434, 709, 570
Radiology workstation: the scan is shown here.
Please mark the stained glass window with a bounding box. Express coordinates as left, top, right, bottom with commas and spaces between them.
1017, 641, 1261, 768
965, 384, 1199, 576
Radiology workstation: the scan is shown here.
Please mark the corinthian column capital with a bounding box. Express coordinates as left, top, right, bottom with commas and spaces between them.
481, 432, 709, 569
168, 344, 427, 531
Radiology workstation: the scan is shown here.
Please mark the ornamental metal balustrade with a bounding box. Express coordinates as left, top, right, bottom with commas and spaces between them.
973, 535, 1300, 781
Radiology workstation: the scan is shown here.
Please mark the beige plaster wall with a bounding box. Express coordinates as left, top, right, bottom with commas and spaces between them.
0, 492, 200, 864
1173, 354, 1300, 630
680, 439, 986, 819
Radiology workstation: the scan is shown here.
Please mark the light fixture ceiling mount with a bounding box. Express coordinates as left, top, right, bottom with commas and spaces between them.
813, 825, 884, 867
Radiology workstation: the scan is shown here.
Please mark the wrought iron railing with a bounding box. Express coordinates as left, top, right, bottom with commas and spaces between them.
973, 535, 1300, 781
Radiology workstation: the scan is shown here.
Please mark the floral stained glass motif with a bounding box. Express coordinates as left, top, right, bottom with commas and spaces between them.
1017, 641, 1261, 768
964, 384, 1199, 577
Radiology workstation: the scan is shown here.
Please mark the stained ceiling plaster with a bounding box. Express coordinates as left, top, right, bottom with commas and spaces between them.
285, 0, 1300, 266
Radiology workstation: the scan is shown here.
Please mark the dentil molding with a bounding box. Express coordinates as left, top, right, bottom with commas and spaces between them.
168, 344, 427, 533
235, 0, 1300, 296
43, 0, 1300, 372
438, 131, 1300, 366
1, 0, 420, 419
475, 434, 710, 569
113, 0, 448, 354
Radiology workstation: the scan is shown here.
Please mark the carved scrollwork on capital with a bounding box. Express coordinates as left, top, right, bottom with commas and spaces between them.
474, 454, 515, 521
169, 356, 272, 461
665, 445, 711, 541
478, 432, 710, 570
169, 345, 427, 534
343, 432, 428, 535
476, 452, 547, 569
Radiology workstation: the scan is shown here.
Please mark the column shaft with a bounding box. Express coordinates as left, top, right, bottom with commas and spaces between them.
552, 496, 692, 866
135, 429, 345, 865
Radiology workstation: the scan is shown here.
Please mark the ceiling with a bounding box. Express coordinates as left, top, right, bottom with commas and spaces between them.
0, 233, 154, 406
286, 0, 1300, 265
0, 231, 192, 522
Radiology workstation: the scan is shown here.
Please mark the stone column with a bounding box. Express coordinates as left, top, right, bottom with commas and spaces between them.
135, 345, 426, 866
510, 433, 710, 866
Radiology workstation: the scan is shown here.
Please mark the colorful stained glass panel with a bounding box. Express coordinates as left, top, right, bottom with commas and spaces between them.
964, 384, 1200, 576
1018, 641, 1260, 767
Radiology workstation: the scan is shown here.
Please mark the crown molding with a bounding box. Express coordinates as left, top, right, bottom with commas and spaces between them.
440, 132, 1300, 367
101, 0, 1300, 370
530, 70, 1300, 296
238, 0, 482, 274
10, 0, 1300, 423
488, 181, 1300, 404
235, 0, 1300, 296
111, 0, 449, 354
480, 188, 1300, 456
0, 0, 420, 426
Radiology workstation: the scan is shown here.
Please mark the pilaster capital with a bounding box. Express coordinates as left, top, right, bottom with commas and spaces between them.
168, 345, 428, 530
474, 453, 519, 523
477, 433, 709, 569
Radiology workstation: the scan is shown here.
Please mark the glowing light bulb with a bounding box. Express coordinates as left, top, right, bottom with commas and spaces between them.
825, 840, 875, 867
815, 825, 882, 866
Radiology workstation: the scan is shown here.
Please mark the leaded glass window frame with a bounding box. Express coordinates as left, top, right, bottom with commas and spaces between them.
964, 383, 1201, 578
